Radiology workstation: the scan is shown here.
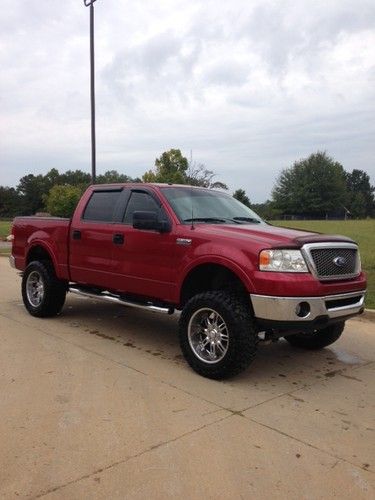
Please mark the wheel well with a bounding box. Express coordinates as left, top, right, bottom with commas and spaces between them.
180, 264, 248, 307
26, 245, 53, 266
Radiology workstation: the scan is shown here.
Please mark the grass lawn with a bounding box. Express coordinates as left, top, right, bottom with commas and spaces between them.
0, 219, 12, 257
0, 220, 12, 240
272, 220, 374, 309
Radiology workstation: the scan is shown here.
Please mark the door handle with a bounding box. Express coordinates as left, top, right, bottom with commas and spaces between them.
72, 230, 81, 240
113, 233, 124, 245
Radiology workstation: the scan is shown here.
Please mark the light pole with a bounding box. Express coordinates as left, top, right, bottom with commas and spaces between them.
84, 0, 97, 183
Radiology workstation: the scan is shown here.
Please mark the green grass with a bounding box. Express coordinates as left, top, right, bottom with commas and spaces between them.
272, 220, 375, 309
0, 219, 11, 257
0, 220, 12, 240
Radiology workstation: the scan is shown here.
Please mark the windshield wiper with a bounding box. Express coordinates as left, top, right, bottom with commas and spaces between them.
232, 216, 261, 224
183, 217, 227, 224
183, 216, 261, 225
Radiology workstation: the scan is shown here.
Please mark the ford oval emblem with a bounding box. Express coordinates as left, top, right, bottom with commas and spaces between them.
333, 256, 346, 267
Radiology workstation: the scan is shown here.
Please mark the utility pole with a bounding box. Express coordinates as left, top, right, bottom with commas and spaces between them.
84, 0, 97, 183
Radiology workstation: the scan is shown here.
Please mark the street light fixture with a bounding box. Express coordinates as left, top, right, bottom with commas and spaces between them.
84, 0, 97, 183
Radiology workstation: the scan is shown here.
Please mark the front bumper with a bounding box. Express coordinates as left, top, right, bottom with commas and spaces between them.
251, 290, 366, 331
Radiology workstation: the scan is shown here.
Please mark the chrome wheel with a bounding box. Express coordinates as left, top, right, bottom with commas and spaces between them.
26, 271, 45, 307
22, 261, 67, 317
188, 307, 229, 364
180, 291, 257, 379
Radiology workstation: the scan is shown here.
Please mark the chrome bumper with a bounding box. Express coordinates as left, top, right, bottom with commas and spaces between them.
250, 291, 366, 323
9, 255, 15, 268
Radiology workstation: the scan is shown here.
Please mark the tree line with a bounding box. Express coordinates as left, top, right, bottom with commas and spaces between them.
271, 151, 374, 219
0, 149, 228, 218
235, 151, 374, 219
0, 150, 374, 219
0, 169, 140, 218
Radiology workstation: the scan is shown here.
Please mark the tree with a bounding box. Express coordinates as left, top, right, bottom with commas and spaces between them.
233, 189, 251, 208
143, 149, 228, 189
7, 168, 142, 216
187, 160, 228, 189
46, 185, 84, 218
345, 169, 375, 217
143, 149, 188, 184
16, 168, 65, 215
250, 200, 282, 220
0, 187, 21, 217
17, 173, 50, 215
272, 151, 347, 217
44, 168, 61, 188
59, 169, 91, 187
96, 170, 140, 184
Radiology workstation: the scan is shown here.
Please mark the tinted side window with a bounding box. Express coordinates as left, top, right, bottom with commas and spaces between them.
123, 192, 159, 224
83, 190, 121, 222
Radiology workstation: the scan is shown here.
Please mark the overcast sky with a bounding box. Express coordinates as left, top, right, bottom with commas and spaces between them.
0, 0, 374, 202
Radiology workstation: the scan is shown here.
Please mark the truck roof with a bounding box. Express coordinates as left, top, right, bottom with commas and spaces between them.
86, 183, 218, 191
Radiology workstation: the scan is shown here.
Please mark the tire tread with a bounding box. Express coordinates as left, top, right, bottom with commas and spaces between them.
22, 260, 67, 318
284, 322, 345, 350
179, 290, 257, 379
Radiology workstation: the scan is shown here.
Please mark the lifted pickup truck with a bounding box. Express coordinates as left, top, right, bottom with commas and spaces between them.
10, 183, 366, 379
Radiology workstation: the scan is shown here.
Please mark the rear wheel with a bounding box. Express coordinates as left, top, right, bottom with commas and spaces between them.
284, 322, 345, 350
179, 291, 257, 379
22, 261, 67, 317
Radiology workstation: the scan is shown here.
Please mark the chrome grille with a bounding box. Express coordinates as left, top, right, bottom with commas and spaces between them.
302, 243, 360, 281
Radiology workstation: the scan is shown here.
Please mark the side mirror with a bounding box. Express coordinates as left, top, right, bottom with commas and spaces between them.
132, 211, 171, 233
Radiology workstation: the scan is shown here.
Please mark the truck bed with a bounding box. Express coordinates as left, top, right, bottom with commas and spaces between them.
12, 216, 71, 280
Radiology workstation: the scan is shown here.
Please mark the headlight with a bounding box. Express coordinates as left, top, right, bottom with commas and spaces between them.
259, 249, 308, 273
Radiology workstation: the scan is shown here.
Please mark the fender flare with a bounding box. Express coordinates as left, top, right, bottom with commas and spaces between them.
178, 255, 255, 297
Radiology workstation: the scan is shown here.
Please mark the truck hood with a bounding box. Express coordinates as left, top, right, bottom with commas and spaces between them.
192, 223, 355, 248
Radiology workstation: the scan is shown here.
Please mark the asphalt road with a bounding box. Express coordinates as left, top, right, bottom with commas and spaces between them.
0, 257, 374, 499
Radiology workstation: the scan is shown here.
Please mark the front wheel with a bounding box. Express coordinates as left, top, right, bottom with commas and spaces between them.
284, 322, 345, 350
22, 261, 67, 317
179, 291, 257, 379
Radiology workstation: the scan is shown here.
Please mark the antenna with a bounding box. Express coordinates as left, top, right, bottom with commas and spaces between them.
189, 149, 195, 230
190, 184, 195, 230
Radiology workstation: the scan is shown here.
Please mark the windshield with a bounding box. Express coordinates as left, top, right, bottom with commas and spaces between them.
160, 187, 264, 224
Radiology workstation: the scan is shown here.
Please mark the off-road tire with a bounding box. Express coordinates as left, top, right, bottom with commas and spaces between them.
22, 260, 67, 318
284, 322, 345, 350
179, 291, 257, 379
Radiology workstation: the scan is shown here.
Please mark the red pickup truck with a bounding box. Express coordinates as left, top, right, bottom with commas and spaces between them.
10, 183, 366, 379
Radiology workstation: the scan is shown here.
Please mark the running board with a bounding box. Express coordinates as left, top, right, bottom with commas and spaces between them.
69, 287, 174, 315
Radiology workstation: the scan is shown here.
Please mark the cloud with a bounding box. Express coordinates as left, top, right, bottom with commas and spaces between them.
102, 30, 199, 106
0, 0, 374, 202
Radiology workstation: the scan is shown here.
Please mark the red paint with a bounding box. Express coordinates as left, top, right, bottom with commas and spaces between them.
11, 184, 367, 306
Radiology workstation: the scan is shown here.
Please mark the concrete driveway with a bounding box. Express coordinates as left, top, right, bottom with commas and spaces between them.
0, 257, 374, 499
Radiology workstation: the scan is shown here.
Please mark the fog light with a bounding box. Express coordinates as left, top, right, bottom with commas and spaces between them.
295, 302, 310, 318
